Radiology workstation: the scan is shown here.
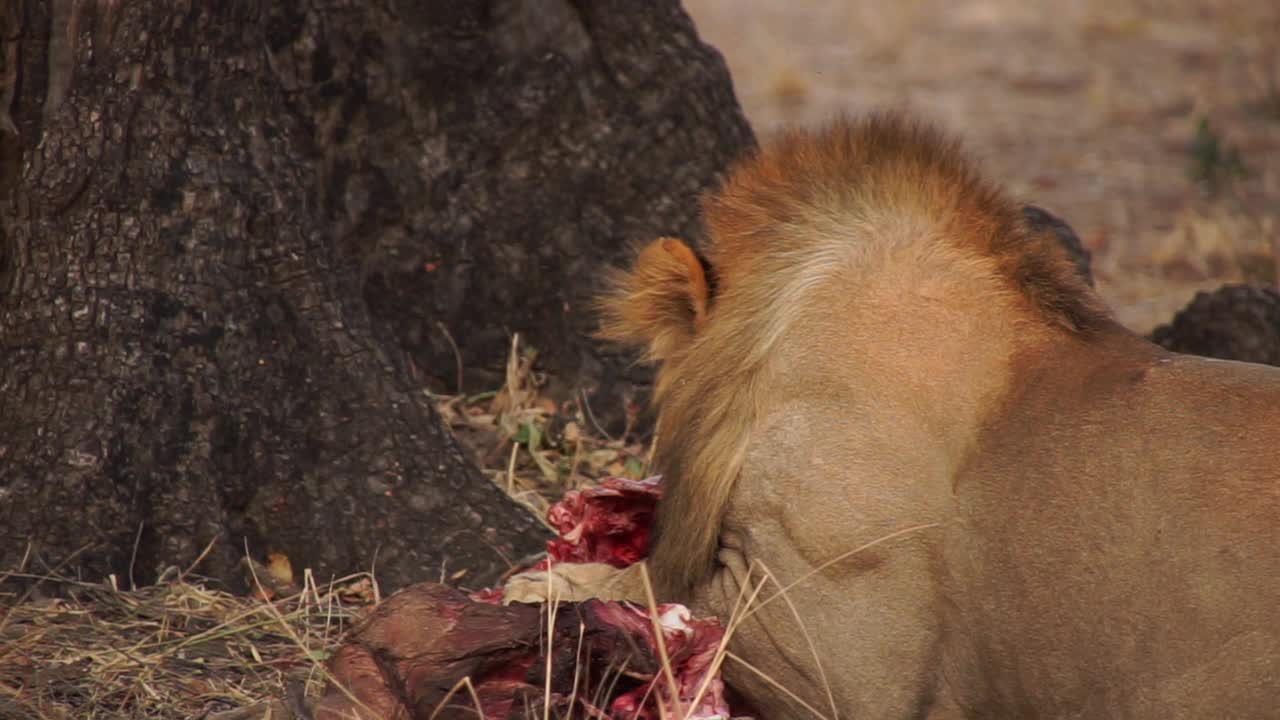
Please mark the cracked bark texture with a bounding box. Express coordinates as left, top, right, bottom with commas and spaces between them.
354, 1, 754, 412
0, 0, 752, 593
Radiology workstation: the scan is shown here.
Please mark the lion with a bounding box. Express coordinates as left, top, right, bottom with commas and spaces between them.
509, 114, 1280, 718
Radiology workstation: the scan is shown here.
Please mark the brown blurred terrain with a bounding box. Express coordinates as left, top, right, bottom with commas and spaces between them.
685, 0, 1279, 331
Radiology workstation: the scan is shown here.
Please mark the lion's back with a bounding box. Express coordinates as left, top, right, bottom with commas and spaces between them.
947, 333, 1280, 712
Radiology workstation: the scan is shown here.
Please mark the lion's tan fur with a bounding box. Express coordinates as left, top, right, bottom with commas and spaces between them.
595, 113, 1280, 717
601, 115, 1110, 596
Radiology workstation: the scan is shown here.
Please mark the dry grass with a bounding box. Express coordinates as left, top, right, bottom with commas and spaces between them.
0, 568, 375, 719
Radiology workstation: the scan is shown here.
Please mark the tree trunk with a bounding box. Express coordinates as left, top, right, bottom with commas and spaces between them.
0, 0, 749, 593
355, 1, 756, 422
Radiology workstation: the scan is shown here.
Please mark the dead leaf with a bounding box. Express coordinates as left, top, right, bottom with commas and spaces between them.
267, 552, 294, 586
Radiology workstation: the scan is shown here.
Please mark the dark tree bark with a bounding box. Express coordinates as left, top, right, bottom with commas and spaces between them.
354, 1, 755, 413
0, 1, 751, 593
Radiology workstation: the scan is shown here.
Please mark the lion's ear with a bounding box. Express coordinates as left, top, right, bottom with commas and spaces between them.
598, 237, 711, 363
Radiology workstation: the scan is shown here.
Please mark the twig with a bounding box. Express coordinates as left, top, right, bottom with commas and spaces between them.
180, 534, 223, 582
639, 564, 684, 720
436, 321, 464, 394
128, 521, 145, 591
579, 387, 617, 444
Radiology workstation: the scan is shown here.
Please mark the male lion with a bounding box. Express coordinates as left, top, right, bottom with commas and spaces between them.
513, 114, 1280, 718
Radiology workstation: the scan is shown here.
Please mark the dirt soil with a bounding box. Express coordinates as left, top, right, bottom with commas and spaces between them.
684, 0, 1279, 332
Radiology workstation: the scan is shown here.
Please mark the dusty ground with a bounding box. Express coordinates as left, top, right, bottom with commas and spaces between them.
684, 0, 1279, 331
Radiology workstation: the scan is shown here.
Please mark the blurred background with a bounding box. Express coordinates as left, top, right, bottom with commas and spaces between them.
685, 0, 1279, 331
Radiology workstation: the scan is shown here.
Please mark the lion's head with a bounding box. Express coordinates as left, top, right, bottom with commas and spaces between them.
602, 114, 1108, 598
